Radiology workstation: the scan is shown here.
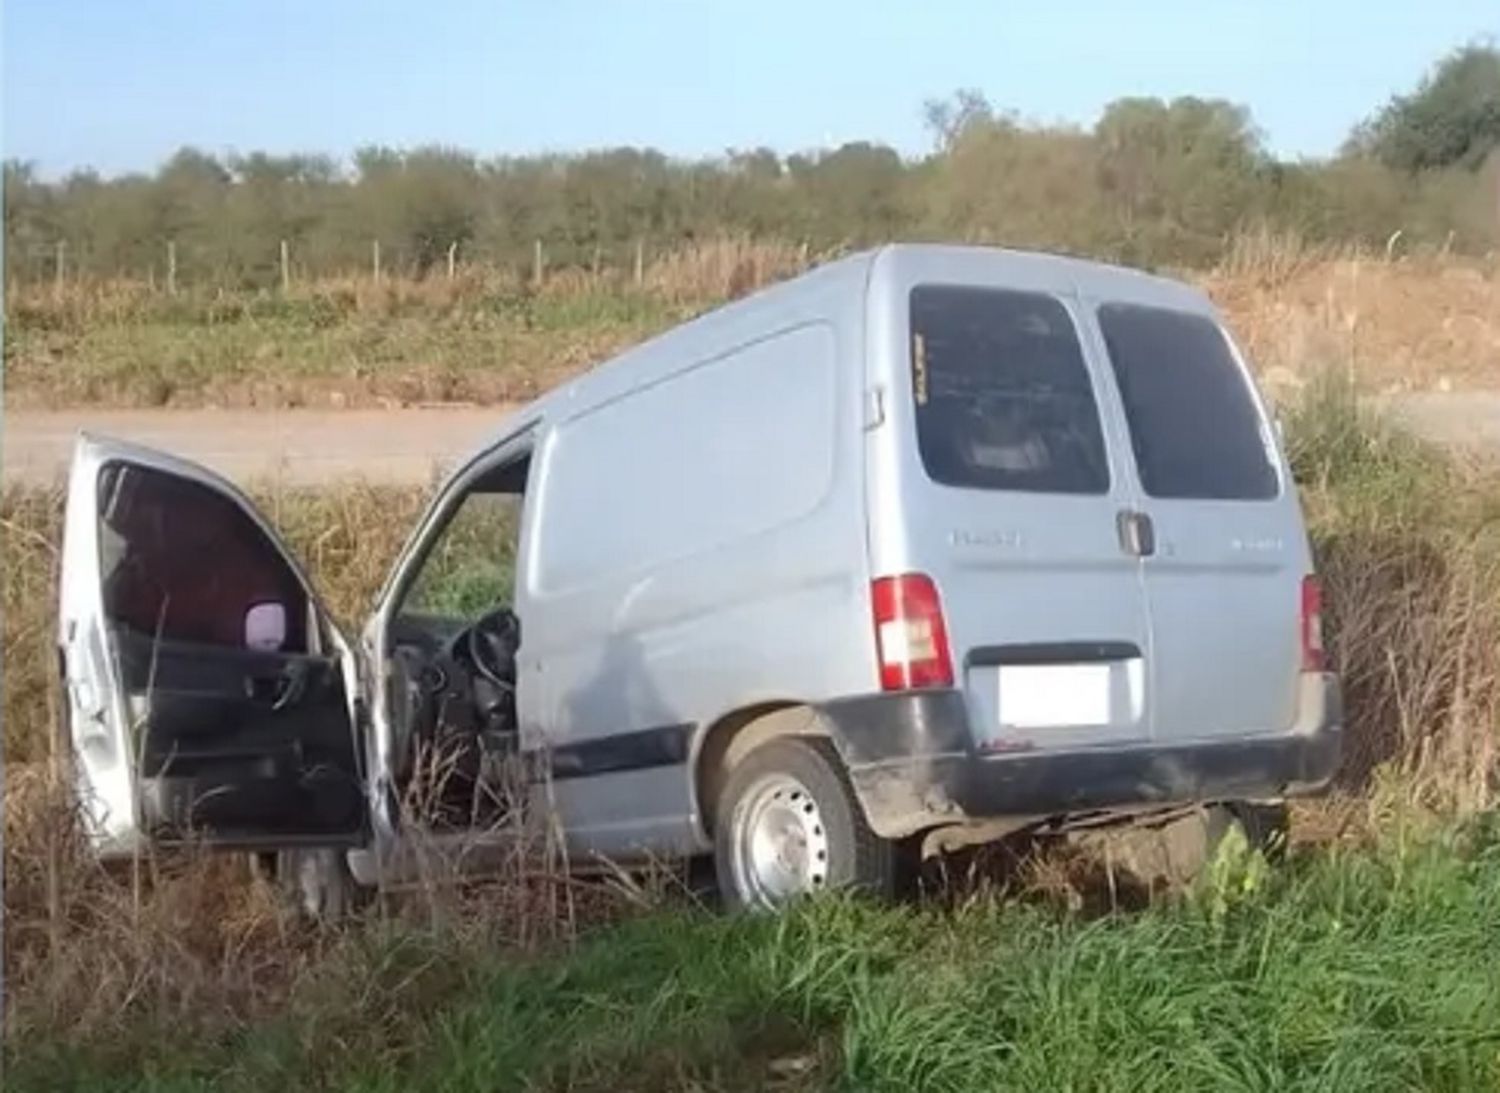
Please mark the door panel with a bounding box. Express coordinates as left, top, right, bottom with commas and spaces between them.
59, 436, 367, 854
112, 630, 365, 840
896, 286, 1152, 752
1093, 303, 1308, 742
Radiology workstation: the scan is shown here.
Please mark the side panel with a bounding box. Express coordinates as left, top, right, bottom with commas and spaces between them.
525, 310, 872, 858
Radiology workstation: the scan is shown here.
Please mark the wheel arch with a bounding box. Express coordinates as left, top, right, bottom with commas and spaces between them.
692, 701, 832, 839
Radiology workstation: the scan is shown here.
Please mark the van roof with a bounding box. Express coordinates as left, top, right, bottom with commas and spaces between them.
502, 243, 1209, 436
870, 243, 1207, 304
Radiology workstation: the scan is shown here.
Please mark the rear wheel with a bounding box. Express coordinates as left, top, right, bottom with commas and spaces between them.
1097, 801, 1289, 888
714, 737, 894, 911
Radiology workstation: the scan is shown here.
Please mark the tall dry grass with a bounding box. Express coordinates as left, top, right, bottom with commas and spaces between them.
3, 238, 813, 332
1204, 229, 1500, 396
2, 751, 617, 1065
1, 479, 690, 1054
1287, 370, 1500, 813
2, 322, 1497, 1063
10, 233, 1491, 410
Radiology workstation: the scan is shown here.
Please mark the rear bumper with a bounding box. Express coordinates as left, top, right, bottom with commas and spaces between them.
817, 675, 1342, 839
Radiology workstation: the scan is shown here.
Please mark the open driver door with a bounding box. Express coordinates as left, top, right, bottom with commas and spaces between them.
57, 436, 369, 857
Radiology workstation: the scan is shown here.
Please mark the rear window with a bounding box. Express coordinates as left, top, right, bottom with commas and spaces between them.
1097, 304, 1277, 501
909, 285, 1109, 494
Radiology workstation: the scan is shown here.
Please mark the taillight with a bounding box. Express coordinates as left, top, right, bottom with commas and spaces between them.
871, 573, 954, 691
1300, 575, 1327, 673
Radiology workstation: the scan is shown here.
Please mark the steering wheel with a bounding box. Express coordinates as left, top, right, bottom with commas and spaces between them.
465, 606, 520, 689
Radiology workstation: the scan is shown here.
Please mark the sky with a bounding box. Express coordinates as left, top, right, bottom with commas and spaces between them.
3, 1, 1497, 177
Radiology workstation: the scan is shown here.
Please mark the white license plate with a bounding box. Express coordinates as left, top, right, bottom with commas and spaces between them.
998, 663, 1111, 729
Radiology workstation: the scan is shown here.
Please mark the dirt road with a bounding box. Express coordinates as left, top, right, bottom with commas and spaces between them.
3, 395, 1496, 488
2, 407, 516, 487
1378, 392, 1500, 457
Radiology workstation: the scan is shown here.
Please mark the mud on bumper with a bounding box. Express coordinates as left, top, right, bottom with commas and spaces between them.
816, 676, 1343, 840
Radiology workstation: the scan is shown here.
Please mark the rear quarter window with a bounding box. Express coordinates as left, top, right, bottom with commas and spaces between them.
909, 285, 1110, 494
1097, 303, 1278, 501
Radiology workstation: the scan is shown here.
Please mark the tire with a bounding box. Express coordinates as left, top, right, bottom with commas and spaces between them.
276, 846, 363, 923
713, 736, 894, 912
1228, 801, 1291, 861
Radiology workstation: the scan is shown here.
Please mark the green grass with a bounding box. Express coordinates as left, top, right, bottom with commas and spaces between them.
3, 285, 690, 408
10, 818, 1500, 1092
400, 492, 520, 620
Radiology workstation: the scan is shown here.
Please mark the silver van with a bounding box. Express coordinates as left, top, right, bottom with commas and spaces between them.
58, 244, 1341, 912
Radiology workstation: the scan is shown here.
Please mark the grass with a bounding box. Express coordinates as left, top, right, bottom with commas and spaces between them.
2, 280, 688, 408
4, 235, 1497, 408
3, 371, 1497, 1088
1284, 371, 1500, 808
7, 815, 1500, 1092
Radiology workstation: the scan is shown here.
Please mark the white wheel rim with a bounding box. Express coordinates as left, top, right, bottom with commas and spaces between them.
731, 773, 830, 908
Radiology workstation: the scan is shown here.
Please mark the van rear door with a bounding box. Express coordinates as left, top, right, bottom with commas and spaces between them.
892, 284, 1152, 753
1093, 302, 1308, 742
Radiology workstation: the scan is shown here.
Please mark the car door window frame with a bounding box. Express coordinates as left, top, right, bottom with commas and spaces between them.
371, 424, 541, 625
363, 423, 542, 837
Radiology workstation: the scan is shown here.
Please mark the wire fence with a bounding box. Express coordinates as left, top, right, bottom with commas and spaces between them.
5, 235, 823, 297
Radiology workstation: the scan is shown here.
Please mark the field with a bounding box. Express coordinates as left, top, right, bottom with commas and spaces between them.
8, 822, 1500, 1092
4, 241, 1500, 1089
4, 237, 1499, 411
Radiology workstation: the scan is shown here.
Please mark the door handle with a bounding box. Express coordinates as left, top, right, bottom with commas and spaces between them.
1116, 509, 1156, 558
245, 662, 310, 711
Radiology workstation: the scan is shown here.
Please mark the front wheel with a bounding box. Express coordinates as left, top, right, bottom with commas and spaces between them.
276, 846, 363, 923
713, 737, 894, 912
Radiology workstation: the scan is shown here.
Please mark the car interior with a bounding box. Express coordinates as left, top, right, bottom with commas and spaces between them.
94, 455, 530, 839
97, 461, 367, 842
382, 455, 529, 828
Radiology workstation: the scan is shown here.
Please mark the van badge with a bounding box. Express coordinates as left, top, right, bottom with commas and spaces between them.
1230, 536, 1283, 552
950, 528, 1022, 550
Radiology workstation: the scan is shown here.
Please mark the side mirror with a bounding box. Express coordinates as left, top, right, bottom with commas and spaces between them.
244, 602, 288, 651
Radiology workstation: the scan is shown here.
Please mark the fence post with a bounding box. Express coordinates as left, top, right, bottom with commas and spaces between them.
280, 239, 291, 292
372, 239, 382, 282
634, 238, 644, 288
447, 240, 458, 280
533, 239, 544, 287
54, 240, 66, 290
166, 240, 178, 296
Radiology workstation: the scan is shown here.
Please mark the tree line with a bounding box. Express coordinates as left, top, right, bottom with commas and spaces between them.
6, 44, 1499, 289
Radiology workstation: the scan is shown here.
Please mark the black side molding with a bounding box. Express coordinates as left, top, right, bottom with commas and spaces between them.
544, 722, 695, 782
